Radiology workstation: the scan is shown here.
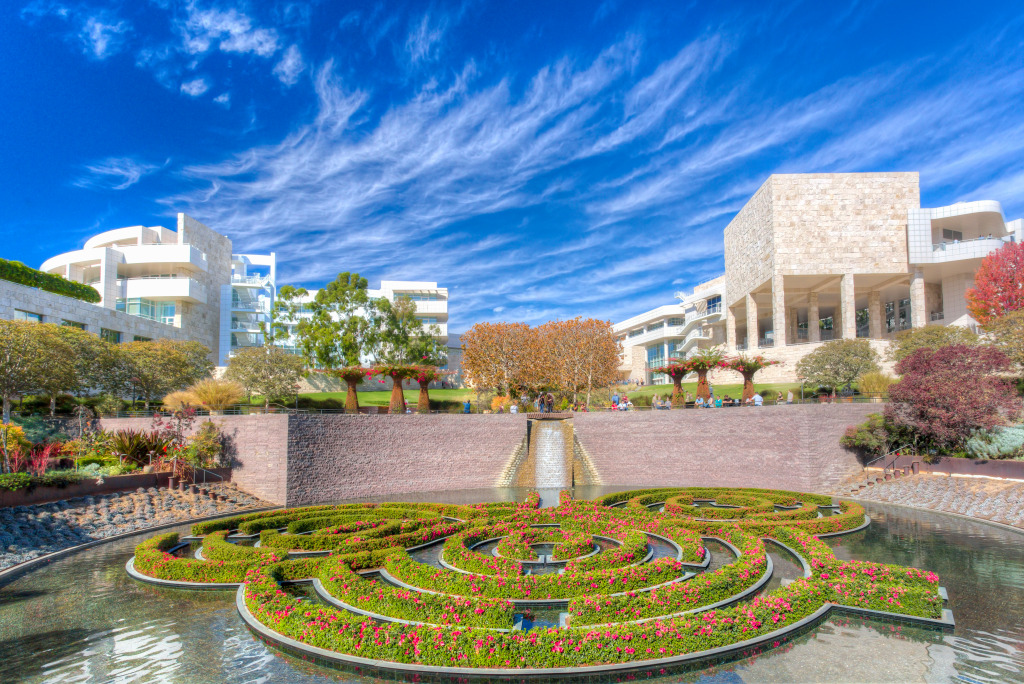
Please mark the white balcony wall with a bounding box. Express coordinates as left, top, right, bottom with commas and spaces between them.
121, 277, 207, 304
116, 244, 208, 271
414, 300, 448, 315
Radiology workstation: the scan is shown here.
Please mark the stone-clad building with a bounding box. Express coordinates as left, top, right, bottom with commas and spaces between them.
615, 172, 1023, 383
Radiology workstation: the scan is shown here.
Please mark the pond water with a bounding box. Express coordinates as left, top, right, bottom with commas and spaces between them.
0, 487, 1022, 683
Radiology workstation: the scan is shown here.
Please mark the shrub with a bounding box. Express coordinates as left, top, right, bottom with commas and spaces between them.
0, 257, 101, 303
162, 391, 196, 410
186, 379, 244, 411
965, 425, 1024, 460
856, 371, 897, 397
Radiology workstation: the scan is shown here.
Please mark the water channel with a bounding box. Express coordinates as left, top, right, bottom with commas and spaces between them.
0, 487, 1021, 682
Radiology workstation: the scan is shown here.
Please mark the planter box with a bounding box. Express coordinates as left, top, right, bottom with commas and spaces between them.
889, 453, 1024, 480
0, 467, 232, 507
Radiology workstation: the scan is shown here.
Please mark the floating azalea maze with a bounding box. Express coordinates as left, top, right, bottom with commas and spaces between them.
127, 488, 953, 677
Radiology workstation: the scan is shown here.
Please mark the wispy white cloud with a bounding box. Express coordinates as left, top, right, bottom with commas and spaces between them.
74, 157, 162, 191
213, 92, 231, 107
273, 44, 305, 86
405, 12, 448, 65
176, 3, 279, 57
180, 76, 211, 96
21, 2, 131, 59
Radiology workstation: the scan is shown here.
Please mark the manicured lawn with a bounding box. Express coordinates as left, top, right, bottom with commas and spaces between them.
291, 382, 807, 408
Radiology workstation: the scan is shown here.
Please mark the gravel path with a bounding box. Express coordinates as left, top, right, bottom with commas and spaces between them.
836, 474, 1024, 529
0, 483, 272, 571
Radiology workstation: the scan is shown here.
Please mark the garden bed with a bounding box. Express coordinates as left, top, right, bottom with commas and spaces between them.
0, 468, 232, 507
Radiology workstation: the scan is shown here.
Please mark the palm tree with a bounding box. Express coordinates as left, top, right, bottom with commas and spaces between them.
673, 346, 728, 402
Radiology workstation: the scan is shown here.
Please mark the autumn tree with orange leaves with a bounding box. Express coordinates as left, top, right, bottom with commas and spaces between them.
460, 323, 543, 396
461, 319, 620, 403
537, 317, 621, 406
966, 241, 1024, 325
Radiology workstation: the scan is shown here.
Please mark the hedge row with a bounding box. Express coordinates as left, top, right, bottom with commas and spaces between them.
262, 519, 469, 552
134, 533, 268, 583
0, 257, 101, 303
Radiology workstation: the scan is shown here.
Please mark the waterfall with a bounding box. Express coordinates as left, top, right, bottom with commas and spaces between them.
533, 421, 570, 487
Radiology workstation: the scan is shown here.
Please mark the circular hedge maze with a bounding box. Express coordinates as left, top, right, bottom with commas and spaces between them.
128, 488, 953, 676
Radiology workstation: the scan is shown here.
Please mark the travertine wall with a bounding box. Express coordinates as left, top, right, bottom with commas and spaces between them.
724, 177, 775, 307
770, 173, 919, 277
176, 214, 233, 362
573, 404, 876, 492
0, 279, 192, 342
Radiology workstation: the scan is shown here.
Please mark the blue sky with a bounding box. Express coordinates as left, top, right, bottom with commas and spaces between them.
3, 1, 1023, 331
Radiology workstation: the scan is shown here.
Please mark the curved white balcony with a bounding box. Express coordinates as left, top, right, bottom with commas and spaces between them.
119, 277, 207, 304
117, 245, 207, 271
924, 237, 1010, 263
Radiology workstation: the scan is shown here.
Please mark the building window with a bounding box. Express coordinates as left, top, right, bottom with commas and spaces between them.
646, 321, 664, 332
706, 295, 722, 314
117, 298, 175, 324
62, 320, 86, 329
401, 293, 440, 301
13, 310, 42, 322
100, 328, 121, 344
942, 228, 963, 242
133, 335, 152, 342
418, 316, 439, 324
627, 329, 644, 338
668, 317, 685, 326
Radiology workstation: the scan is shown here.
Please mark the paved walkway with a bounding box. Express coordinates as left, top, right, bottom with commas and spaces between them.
0, 483, 271, 570
836, 473, 1024, 529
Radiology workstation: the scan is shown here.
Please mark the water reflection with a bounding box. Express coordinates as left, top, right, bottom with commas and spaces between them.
0, 490, 1020, 683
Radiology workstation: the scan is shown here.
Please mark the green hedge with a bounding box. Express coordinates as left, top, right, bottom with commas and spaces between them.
0, 471, 86, 492
0, 258, 101, 303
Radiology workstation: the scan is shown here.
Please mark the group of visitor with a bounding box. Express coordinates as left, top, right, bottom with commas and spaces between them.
650, 395, 673, 410
609, 391, 633, 411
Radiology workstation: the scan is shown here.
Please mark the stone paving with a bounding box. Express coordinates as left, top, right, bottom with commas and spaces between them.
0, 483, 271, 570
835, 473, 1024, 529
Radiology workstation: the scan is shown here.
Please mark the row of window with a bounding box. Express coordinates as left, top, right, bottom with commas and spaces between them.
399, 293, 442, 301
13, 310, 150, 343
116, 298, 176, 325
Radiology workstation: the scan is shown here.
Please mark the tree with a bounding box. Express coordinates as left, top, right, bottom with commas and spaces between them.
673, 346, 728, 402
325, 366, 374, 413
650, 361, 691, 405
796, 339, 880, 392
886, 344, 1021, 451
372, 296, 428, 365
122, 339, 214, 409
984, 309, 1024, 369
31, 324, 77, 416
725, 354, 781, 402
292, 273, 375, 369
887, 324, 979, 363
412, 366, 447, 412
373, 364, 418, 413
537, 318, 621, 406
226, 345, 306, 409
0, 320, 46, 424
461, 322, 542, 396
967, 241, 1024, 324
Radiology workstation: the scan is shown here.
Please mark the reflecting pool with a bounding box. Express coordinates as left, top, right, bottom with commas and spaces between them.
0, 487, 1021, 683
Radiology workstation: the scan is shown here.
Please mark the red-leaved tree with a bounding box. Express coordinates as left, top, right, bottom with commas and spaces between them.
885, 344, 1021, 451
966, 242, 1024, 325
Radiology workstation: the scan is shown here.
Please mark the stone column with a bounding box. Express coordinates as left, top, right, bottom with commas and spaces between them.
910, 268, 927, 328
746, 294, 758, 349
726, 307, 737, 351
840, 273, 856, 339
808, 292, 820, 343
772, 273, 787, 347
788, 307, 799, 343
868, 291, 882, 339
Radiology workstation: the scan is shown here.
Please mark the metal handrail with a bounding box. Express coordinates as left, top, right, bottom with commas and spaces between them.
864, 444, 914, 484
192, 465, 224, 484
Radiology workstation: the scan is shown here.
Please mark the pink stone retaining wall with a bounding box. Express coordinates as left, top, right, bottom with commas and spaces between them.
573, 404, 877, 492
97, 405, 878, 505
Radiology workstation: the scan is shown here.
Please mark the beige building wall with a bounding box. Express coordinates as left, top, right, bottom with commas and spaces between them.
0, 279, 192, 342
175, 214, 233, 362
724, 178, 775, 307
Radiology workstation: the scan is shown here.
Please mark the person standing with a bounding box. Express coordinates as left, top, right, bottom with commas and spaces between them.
463, 400, 471, 414
786, 390, 794, 405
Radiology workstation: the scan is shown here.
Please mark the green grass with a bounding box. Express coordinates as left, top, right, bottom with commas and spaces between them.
292, 382, 806, 408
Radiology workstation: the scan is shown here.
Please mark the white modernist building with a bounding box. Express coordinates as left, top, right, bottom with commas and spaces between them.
6, 214, 452, 369
616, 173, 1022, 384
